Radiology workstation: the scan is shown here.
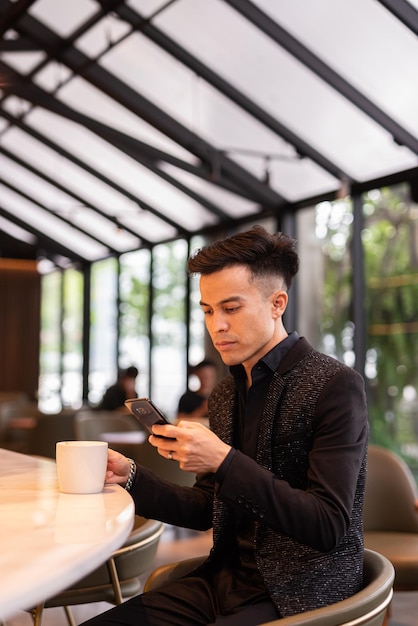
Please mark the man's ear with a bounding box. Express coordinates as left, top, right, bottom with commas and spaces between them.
272, 291, 288, 317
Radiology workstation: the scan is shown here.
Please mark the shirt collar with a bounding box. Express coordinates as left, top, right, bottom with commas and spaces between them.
230, 331, 300, 381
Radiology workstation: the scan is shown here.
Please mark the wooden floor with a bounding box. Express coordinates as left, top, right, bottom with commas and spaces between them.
5, 527, 417, 625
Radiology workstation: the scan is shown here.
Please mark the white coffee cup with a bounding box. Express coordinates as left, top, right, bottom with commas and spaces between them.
56, 441, 108, 494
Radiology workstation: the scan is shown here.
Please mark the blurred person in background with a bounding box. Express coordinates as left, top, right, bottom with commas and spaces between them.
96, 366, 139, 411
176, 359, 217, 426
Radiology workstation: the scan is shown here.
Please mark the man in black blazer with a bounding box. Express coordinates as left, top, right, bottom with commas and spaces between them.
82, 225, 369, 625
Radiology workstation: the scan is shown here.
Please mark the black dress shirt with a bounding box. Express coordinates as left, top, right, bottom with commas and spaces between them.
211, 332, 299, 611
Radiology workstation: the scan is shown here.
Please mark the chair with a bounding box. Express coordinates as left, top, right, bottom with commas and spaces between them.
26, 411, 77, 458
144, 549, 394, 626
74, 409, 144, 456
33, 515, 164, 626
364, 444, 418, 591
0, 398, 39, 450
75, 409, 142, 438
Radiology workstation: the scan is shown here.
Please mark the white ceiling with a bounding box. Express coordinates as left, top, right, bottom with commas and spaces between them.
1, 0, 417, 265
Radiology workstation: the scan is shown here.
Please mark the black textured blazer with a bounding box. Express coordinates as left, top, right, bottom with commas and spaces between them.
133, 337, 369, 617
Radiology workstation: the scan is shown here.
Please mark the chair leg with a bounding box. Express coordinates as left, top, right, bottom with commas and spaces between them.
106, 556, 123, 605
29, 602, 76, 626
63, 605, 77, 626
31, 602, 45, 626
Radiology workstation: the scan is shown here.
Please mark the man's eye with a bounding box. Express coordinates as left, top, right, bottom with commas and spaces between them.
225, 306, 238, 313
203, 309, 213, 315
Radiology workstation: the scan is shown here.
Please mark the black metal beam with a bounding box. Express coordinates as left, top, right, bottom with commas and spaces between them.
351, 194, 366, 378
377, 0, 418, 37
82, 263, 91, 401
0, 144, 144, 245
225, 0, 418, 156
0, 63, 203, 231
350, 166, 418, 196
0, 107, 176, 247
101, 0, 349, 184
0, 206, 87, 263
0, 36, 39, 51
0, 174, 114, 254
0, 0, 36, 36
0, 64, 235, 224
9, 12, 284, 207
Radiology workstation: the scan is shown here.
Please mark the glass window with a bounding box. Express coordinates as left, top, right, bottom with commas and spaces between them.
151, 239, 188, 418
188, 234, 207, 367
39, 270, 62, 413
61, 269, 84, 408
311, 198, 354, 365
362, 184, 418, 470
119, 248, 151, 398
89, 258, 119, 405
310, 185, 418, 473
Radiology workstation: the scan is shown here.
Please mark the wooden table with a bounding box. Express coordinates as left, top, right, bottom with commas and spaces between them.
0, 448, 134, 622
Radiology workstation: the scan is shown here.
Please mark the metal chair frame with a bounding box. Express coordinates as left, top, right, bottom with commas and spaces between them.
32, 517, 164, 626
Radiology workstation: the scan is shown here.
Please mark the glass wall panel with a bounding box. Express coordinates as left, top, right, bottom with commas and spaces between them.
308, 186, 418, 473
39, 270, 62, 413
312, 199, 354, 365
89, 257, 119, 405
61, 269, 83, 408
362, 184, 418, 470
188, 234, 207, 367
151, 239, 188, 418
119, 248, 151, 399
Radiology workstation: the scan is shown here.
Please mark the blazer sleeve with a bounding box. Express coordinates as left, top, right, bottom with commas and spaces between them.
129, 464, 215, 531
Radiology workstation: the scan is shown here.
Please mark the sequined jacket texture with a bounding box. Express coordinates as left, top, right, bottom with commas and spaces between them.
134, 337, 369, 617
209, 338, 368, 616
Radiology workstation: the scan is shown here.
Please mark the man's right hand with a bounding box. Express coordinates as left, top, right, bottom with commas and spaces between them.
105, 448, 131, 485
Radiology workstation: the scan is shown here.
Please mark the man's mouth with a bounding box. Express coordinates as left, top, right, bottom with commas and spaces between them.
215, 341, 236, 351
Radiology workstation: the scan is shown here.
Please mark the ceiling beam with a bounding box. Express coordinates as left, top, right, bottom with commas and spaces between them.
9, 12, 284, 207
0, 174, 115, 253
0, 144, 145, 246
376, 0, 418, 37
0, 0, 36, 36
0, 104, 185, 242
0, 66, 231, 222
101, 0, 348, 183
225, 0, 418, 156
0, 205, 87, 263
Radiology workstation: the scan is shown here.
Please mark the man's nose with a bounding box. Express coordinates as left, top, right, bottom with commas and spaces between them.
210, 312, 229, 332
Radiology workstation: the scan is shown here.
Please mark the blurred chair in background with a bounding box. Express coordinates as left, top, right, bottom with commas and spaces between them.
74, 409, 145, 457
364, 444, 418, 595
0, 391, 28, 404
25, 411, 77, 458
0, 394, 38, 451
75, 409, 195, 488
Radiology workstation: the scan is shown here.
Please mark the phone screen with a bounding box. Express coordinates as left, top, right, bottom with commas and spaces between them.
124, 397, 174, 438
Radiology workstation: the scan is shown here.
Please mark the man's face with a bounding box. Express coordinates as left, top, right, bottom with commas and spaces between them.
199, 265, 287, 373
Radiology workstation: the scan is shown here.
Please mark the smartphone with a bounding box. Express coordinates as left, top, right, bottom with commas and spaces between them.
124, 397, 174, 438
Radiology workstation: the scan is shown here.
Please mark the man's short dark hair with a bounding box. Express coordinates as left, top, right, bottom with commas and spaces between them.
187, 225, 299, 290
